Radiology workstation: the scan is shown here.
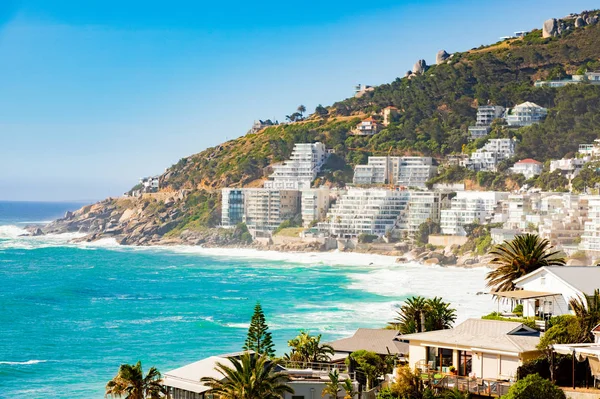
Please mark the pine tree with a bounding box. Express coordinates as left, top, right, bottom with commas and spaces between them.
243, 302, 275, 357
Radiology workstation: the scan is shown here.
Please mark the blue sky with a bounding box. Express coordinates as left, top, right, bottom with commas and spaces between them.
1, 0, 598, 201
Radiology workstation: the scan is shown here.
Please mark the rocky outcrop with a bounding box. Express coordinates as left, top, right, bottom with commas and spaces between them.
436, 50, 450, 64
412, 59, 427, 75
543, 18, 562, 38
575, 16, 586, 28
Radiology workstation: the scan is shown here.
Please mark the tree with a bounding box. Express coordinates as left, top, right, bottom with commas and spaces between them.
342, 379, 357, 399
322, 369, 341, 399
415, 219, 441, 245
297, 105, 306, 119
200, 352, 293, 399
486, 234, 565, 292
315, 104, 329, 117
568, 289, 600, 343
390, 365, 424, 398
346, 350, 385, 390
442, 388, 470, 399
504, 373, 565, 399
105, 361, 166, 399
244, 302, 275, 357
392, 296, 456, 334
286, 331, 334, 363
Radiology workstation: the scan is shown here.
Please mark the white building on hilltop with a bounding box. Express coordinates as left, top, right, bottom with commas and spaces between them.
468, 105, 505, 139
139, 176, 160, 192
505, 102, 548, 127
317, 188, 410, 238
511, 159, 543, 179
466, 139, 517, 172
440, 191, 508, 235
353, 156, 436, 188
264, 142, 328, 190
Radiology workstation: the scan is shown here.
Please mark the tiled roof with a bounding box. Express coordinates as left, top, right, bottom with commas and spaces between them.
328, 328, 408, 355
515, 159, 542, 164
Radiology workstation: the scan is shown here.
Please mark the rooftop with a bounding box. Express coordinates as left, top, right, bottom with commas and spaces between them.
515, 159, 542, 165
328, 328, 408, 355
400, 318, 540, 354
514, 266, 600, 296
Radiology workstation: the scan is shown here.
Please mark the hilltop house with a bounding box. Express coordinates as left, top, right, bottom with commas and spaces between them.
351, 117, 381, 136
162, 352, 359, 399
468, 105, 505, 140
505, 102, 547, 127
510, 159, 543, 179
402, 319, 541, 380
493, 266, 600, 319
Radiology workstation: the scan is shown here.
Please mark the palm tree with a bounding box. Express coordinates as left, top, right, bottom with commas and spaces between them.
342, 379, 357, 399
297, 105, 306, 119
105, 361, 166, 399
321, 370, 341, 399
486, 234, 565, 292
394, 296, 429, 333
286, 331, 334, 363
425, 297, 457, 331
569, 289, 600, 343
200, 352, 293, 399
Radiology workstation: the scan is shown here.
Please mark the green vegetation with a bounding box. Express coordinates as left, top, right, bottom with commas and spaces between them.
456, 223, 500, 256
285, 331, 334, 363
346, 350, 388, 390
415, 219, 441, 246
105, 361, 166, 399
358, 233, 378, 243
243, 302, 276, 358
504, 373, 565, 399
486, 234, 566, 292
200, 352, 293, 399
391, 296, 456, 334
481, 312, 538, 330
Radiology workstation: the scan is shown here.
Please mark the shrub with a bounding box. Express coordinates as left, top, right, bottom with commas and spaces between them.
358, 233, 378, 243
512, 304, 523, 316
481, 312, 537, 329
504, 374, 565, 399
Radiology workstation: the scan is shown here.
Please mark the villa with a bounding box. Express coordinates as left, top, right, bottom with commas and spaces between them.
510, 159, 543, 179
162, 352, 359, 399
402, 319, 541, 380
493, 266, 600, 318
505, 102, 547, 127
351, 117, 381, 136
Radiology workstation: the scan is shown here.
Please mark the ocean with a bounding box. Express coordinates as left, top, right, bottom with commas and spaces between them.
0, 201, 495, 398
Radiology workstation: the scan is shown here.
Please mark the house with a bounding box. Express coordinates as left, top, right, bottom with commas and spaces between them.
140, 176, 160, 192
505, 102, 547, 127
327, 328, 409, 362
468, 105, 505, 140
465, 139, 516, 172
351, 117, 381, 136
402, 319, 541, 380
162, 352, 359, 399
552, 324, 600, 388
382, 106, 399, 126
549, 157, 589, 178
510, 159, 543, 179
493, 266, 600, 318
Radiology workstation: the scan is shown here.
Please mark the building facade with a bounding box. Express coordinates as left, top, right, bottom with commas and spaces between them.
221, 188, 245, 228
505, 102, 548, 127
510, 159, 542, 179
264, 142, 328, 190
468, 105, 505, 140
301, 187, 331, 228
465, 139, 516, 172
440, 191, 508, 235
243, 189, 301, 234
353, 156, 436, 188
398, 191, 449, 236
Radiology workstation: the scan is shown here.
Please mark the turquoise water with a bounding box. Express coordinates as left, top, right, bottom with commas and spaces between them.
0, 202, 494, 398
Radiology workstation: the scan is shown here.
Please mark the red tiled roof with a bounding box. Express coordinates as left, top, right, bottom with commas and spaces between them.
592, 323, 600, 333
515, 158, 542, 165
362, 117, 376, 122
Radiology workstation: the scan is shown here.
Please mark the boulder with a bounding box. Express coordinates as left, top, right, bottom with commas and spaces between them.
423, 258, 440, 265
543, 18, 560, 38
436, 50, 450, 64
394, 242, 410, 252
575, 16, 586, 28
412, 59, 427, 74
31, 227, 43, 236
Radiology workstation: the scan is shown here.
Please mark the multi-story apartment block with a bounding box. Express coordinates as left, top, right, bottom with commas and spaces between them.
317, 188, 410, 238
301, 187, 332, 228
579, 196, 600, 255
465, 139, 517, 172
440, 191, 508, 235
221, 188, 245, 228
243, 189, 301, 234
468, 105, 505, 139
264, 142, 328, 190
353, 156, 436, 188
505, 102, 548, 127
398, 191, 450, 236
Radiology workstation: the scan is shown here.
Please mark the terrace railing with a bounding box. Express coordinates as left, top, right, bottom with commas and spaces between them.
428, 374, 513, 398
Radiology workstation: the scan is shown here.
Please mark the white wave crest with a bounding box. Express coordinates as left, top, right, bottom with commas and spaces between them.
0, 359, 48, 365
0, 225, 30, 239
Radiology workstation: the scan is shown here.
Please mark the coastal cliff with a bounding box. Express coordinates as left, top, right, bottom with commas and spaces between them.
42, 9, 600, 252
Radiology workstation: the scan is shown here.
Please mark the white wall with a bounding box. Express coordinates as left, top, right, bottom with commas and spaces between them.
285, 381, 358, 399
408, 342, 427, 370
516, 270, 580, 317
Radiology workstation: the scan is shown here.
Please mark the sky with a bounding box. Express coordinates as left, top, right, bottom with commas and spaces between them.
0, 0, 598, 201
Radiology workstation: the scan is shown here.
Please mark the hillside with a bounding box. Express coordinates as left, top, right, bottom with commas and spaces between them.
42, 10, 600, 244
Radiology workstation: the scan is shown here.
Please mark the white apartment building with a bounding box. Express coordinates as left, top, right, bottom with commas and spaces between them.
536, 194, 588, 250
578, 139, 600, 158
221, 188, 245, 228
468, 105, 505, 139
503, 194, 537, 230
550, 157, 590, 178
505, 102, 548, 127
440, 191, 508, 235
353, 156, 436, 188
466, 139, 516, 172
398, 191, 449, 236
580, 196, 600, 254
243, 189, 301, 234
264, 142, 328, 190
510, 159, 543, 179
317, 188, 410, 238
301, 187, 331, 228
